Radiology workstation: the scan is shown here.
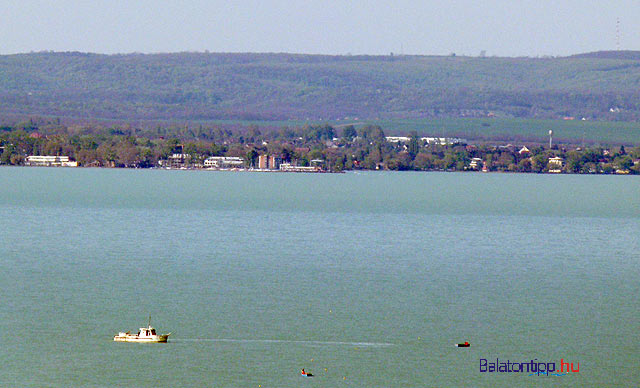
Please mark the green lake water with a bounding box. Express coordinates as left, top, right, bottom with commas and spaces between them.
0, 167, 638, 387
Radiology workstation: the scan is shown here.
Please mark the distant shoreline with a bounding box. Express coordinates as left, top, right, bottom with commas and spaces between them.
2, 122, 638, 175
5, 165, 637, 176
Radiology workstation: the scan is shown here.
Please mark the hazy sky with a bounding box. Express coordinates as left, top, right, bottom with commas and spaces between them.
1, 0, 639, 56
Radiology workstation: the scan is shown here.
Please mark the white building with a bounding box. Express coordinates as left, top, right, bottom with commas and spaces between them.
279, 163, 321, 172
469, 157, 483, 170
204, 156, 245, 169
385, 136, 411, 143
548, 156, 564, 166
386, 136, 466, 145
421, 137, 466, 145
157, 153, 191, 168
548, 156, 564, 173
26, 155, 78, 167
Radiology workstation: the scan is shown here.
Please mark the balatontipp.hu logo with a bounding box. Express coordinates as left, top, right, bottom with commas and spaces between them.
479, 358, 580, 377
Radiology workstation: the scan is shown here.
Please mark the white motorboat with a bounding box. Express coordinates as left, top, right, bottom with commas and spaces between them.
114, 317, 170, 343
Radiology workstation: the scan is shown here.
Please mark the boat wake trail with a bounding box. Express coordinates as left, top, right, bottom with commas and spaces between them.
172, 338, 393, 347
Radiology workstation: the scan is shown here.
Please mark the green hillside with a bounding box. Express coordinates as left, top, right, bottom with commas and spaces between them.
1, 51, 640, 125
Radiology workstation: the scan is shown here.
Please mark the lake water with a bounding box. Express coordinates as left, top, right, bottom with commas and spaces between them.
0, 167, 638, 387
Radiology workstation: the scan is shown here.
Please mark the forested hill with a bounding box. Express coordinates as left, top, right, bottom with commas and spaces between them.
1, 51, 640, 123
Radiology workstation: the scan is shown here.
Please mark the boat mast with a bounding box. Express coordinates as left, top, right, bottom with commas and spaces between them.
148, 314, 151, 328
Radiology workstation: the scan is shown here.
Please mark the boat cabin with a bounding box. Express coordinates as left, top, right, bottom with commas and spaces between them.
138, 327, 157, 337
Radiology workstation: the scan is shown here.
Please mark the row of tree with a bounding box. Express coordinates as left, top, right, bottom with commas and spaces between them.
1, 122, 639, 174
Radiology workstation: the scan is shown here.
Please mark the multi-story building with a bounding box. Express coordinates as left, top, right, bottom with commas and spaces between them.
257, 154, 268, 169
25, 155, 78, 167
268, 155, 282, 170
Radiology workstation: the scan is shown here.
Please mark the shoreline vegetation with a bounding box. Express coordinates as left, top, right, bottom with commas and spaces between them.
1, 120, 639, 174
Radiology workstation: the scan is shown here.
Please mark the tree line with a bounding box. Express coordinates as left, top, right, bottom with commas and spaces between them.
1, 121, 638, 174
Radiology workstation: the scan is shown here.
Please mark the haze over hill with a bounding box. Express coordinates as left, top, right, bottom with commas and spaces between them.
1, 51, 640, 124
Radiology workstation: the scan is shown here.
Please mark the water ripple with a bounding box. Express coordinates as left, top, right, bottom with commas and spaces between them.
172, 338, 393, 347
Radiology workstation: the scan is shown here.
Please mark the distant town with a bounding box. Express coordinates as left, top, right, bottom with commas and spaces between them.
2, 122, 639, 174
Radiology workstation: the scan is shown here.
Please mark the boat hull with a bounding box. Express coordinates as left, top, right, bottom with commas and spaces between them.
114, 334, 169, 343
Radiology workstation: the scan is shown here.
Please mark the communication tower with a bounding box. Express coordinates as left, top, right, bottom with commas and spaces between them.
616, 18, 620, 50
